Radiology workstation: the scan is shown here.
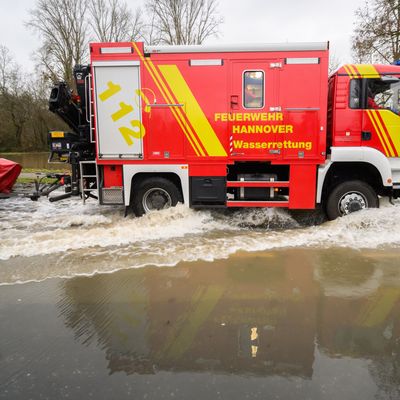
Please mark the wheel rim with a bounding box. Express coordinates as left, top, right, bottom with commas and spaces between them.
338, 191, 368, 215
142, 188, 172, 213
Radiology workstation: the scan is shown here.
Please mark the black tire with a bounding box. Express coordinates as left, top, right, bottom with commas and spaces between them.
132, 177, 182, 216
326, 180, 379, 220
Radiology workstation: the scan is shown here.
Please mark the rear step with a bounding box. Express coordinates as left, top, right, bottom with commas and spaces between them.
80, 160, 98, 204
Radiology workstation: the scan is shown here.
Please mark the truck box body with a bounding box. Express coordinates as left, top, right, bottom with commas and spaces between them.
89, 42, 329, 209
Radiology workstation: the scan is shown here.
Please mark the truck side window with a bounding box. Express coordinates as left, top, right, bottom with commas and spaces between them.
243, 71, 264, 108
349, 79, 362, 109
367, 78, 400, 113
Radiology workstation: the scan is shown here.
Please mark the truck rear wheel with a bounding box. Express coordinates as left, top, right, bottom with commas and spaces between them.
132, 177, 182, 216
326, 180, 378, 220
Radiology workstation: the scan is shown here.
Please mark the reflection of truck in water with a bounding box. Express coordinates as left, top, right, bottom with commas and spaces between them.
48, 41, 400, 219
60, 251, 400, 379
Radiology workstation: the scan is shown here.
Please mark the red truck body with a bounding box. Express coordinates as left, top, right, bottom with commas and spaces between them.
49, 41, 400, 218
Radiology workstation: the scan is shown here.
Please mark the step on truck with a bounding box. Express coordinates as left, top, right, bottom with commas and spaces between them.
48, 41, 400, 219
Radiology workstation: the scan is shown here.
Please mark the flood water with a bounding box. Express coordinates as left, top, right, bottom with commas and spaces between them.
1, 195, 400, 399
0, 152, 67, 170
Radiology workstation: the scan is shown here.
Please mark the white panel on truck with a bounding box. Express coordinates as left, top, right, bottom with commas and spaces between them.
93, 61, 143, 158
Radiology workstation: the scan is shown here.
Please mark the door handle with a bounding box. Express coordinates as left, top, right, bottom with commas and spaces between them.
230, 95, 239, 110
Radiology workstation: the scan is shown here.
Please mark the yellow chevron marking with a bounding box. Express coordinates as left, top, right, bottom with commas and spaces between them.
354, 64, 380, 78
138, 51, 205, 156
132, 43, 203, 156
349, 64, 361, 78
145, 55, 206, 156
347, 64, 360, 78
356, 287, 400, 327
367, 110, 390, 156
343, 64, 380, 78
370, 110, 396, 157
376, 110, 400, 157
160, 285, 224, 360
159, 65, 227, 157
343, 65, 355, 78
371, 110, 395, 156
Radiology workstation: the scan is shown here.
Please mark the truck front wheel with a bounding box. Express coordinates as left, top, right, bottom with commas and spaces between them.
326, 180, 379, 220
132, 177, 182, 216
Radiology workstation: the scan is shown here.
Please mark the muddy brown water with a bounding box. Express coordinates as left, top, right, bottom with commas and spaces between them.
0, 152, 68, 170
1, 186, 400, 399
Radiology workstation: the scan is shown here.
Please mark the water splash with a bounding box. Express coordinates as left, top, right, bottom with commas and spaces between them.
1, 196, 400, 284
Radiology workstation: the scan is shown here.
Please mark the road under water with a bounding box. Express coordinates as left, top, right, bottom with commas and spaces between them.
1, 196, 400, 399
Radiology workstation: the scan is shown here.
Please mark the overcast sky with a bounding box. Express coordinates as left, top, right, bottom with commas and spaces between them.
0, 0, 365, 72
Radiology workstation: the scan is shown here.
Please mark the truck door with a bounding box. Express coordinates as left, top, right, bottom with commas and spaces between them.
230, 61, 279, 159
361, 76, 400, 158
93, 61, 144, 159
278, 58, 326, 161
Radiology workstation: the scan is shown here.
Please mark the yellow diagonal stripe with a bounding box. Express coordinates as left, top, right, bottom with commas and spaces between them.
162, 285, 224, 360
143, 57, 205, 156
343, 65, 354, 78
356, 287, 400, 327
159, 65, 227, 157
354, 64, 380, 78
347, 64, 360, 78
376, 110, 400, 156
139, 51, 203, 156
367, 110, 392, 156
370, 110, 396, 157
132, 43, 203, 156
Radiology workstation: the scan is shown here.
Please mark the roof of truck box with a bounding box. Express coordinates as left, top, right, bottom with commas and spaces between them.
144, 42, 329, 54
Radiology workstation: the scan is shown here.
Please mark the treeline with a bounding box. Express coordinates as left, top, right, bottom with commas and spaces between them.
0, 0, 222, 152
0, 45, 65, 152
2, 0, 398, 153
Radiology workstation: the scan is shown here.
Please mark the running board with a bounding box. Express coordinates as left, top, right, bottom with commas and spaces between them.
226, 201, 289, 208
227, 181, 289, 188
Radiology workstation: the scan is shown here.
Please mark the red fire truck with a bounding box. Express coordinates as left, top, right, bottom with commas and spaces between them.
48, 41, 400, 219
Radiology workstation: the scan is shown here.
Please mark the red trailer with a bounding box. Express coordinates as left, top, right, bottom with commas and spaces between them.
48, 41, 400, 219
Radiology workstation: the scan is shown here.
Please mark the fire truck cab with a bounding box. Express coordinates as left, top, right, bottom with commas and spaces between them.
48, 41, 400, 219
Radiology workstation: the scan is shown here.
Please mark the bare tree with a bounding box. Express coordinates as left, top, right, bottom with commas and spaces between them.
27, 0, 148, 86
352, 0, 400, 63
0, 45, 67, 151
89, 0, 144, 42
0, 46, 30, 149
27, 0, 89, 86
329, 54, 342, 75
145, 0, 222, 45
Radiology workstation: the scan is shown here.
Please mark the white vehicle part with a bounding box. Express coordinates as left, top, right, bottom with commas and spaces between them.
92, 60, 143, 159
389, 157, 400, 185
145, 42, 329, 54
123, 164, 189, 207
316, 147, 393, 203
